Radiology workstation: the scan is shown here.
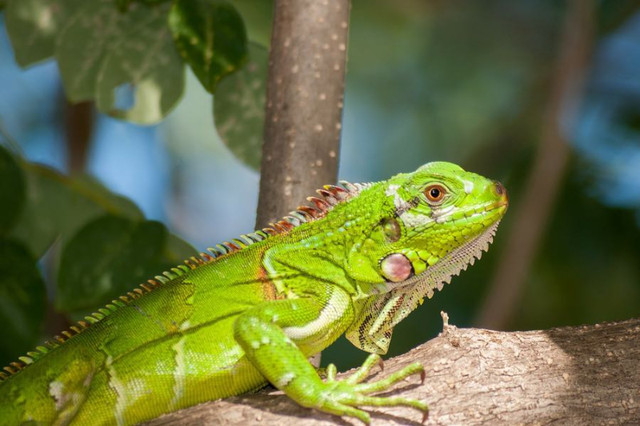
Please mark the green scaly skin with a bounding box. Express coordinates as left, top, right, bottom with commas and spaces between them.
0, 162, 508, 424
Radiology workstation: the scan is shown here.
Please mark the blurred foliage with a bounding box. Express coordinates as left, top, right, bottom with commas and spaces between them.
1, 0, 640, 374
11, 164, 143, 257
519, 158, 640, 328
341, 1, 561, 179
214, 43, 268, 170
0, 143, 25, 233
0, 145, 195, 366
2, 0, 260, 159
169, 0, 247, 93
1, 0, 269, 168
325, 0, 640, 369
57, 215, 173, 312
0, 239, 46, 363
597, 0, 640, 34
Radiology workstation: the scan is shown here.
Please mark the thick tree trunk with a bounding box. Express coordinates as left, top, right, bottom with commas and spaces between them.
147, 316, 640, 425
256, 0, 350, 229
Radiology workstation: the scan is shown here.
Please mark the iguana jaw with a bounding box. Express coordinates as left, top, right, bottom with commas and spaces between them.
388, 218, 502, 297
346, 217, 504, 354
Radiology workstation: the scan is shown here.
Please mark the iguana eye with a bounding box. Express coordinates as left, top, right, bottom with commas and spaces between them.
424, 184, 446, 203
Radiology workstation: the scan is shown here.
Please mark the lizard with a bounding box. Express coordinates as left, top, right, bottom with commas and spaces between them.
0, 161, 508, 425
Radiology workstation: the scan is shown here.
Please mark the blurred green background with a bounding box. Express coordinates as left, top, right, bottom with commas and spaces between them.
1, 0, 640, 370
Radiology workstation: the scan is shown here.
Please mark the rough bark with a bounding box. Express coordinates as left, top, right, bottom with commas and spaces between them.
147, 316, 640, 425
256, 0, 350, 229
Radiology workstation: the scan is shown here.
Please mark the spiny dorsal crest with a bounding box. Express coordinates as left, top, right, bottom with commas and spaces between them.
262, 181, 365, 233
0, 180, 367, 381
198, 180, 366, 260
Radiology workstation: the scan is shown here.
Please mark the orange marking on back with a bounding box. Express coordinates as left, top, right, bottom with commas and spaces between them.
258, 266, 281, 301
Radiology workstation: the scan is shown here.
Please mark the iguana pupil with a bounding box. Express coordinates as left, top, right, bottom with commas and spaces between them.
424, 184, 446, 203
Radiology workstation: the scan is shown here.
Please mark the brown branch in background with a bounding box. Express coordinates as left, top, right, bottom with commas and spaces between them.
64, 100, 94, 173
476, 0, 595, 330
256, 0, 350, 229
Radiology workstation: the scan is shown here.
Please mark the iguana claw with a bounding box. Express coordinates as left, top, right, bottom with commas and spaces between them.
320, 353, 429, 424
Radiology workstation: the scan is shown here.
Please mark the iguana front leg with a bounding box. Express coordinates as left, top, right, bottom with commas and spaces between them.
233, 286, 428, 423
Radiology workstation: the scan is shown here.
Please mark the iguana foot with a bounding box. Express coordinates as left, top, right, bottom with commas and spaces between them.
317, 353, 428, 424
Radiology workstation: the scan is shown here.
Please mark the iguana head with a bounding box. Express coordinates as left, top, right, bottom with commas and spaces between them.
381, 161, 507, 282
344, 161, 508, 353
347, 161, 508, 285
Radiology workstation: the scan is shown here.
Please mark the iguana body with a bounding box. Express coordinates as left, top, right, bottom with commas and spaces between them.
0, 162, 508, 424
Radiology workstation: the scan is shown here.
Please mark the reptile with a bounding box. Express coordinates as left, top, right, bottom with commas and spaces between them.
0, 161, 508, 425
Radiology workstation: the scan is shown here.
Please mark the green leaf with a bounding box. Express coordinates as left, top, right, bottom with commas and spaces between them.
169, 0, 248, 93
56, 215, 170, 312
114, 0, 134, 13
4, 0, 82, 67
0, 238, 46, 364
0, 145, 26, 235
95, 4, 185, 124
117, 0, 172, 12
598, 1, 640, 34
10, 163, 143, 258
135, 0, 171, 5
7, 0, 185, 123
55, 0, 141, 102
55, 1, 185, 124
214, 43, 267, 170
232, 0, 273, 47
72, 175, 146, 220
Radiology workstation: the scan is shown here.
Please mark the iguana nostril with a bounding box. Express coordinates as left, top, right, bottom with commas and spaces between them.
494, 181, 508, 202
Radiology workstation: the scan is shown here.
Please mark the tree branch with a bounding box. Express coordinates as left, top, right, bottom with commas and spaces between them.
256, 0, 350, 228
147, 317, 640, 425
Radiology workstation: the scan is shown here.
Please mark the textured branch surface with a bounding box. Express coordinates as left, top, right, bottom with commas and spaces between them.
256, 0, 350, 228
148, 317, 640, 425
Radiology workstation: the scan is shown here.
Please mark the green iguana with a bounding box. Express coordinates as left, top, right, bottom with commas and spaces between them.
0, 161, 508, 425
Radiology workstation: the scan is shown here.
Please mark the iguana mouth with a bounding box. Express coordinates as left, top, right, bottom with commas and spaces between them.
346, 220, 503, 353
432, 198, 508, 225
389, 219, 501, 296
